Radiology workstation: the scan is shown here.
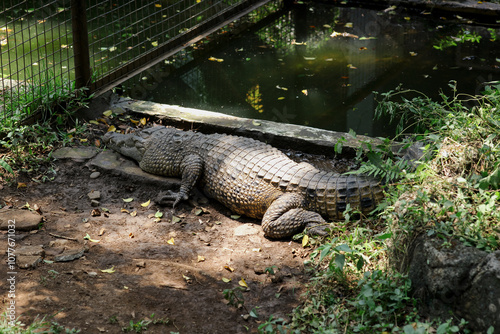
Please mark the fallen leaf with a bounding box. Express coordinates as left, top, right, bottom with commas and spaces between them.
197, 255, 205, 262
208, 56, 224, 62
409, 52, 418, 56
84, 233, 100, 243
222, 277, 231, 283
172, 216, 181, 223
103, 110, 113, 117
252, 248, 261, 252
347, 64, 357, 69
130, 211, 137, 217
344, 22, 353, 28
140, 118, 147, 126
141, 199, 151, 207
239, 278, 249, 288
108, 46, 117, 52
91, 208, 101, 217
301, 89, 308, 96
359, 46, 368, 50
17, 182, 27, 189
122, 198, 134, 203
167, 237, 175, 245
155, 3, 162, 7
194, 208, 203, 216
183, 274, 192, 282
154, 211, 163, 218
151, 41, 158, 47
107, 125, 116, 132
278, 97, 285, 100
130, 119, 139, 125
101, 266, 116, 273
121, 208, 130, 213
224, 265, 235, 272
252, 120, 261, 126
230, 215, 240, 220
302, 235, 309, 247
98, 228, 105, 236
129, 232, 134, 238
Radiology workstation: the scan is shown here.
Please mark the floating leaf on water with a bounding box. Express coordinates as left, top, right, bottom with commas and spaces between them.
122, 198, 134, 203
276, 85, 288, 91
303, 56, 316, 61
167, 237, 175, 245
155, 3, 162, 7
359, 36, 377, 40
222, 277, 231, 283
109, 46, 117, 52
347, 64, 357, 69
107, 125, 116, 132
151, 41, 158, 47
409, 52, 418, 56
101, 266, 115, 274
278, 97, 285, 100
359, 46, 368, 50
239, 278, 249, 288
208, 56, 224, 62
404, 17, 411, 21
141, 199, 151, 207
301, 89, 308, 96
345, 22, 353, 28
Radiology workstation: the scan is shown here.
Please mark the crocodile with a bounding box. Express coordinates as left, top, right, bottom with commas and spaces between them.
103, 126, 384, 238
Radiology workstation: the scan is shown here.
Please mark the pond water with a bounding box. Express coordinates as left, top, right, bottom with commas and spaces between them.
122, 3, 500, 138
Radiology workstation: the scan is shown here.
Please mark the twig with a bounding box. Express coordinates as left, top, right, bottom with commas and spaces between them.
49, 232, 78, 241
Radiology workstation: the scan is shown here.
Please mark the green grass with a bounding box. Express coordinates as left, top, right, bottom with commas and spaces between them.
0, 312, 80, 334
259, 81, 500, 333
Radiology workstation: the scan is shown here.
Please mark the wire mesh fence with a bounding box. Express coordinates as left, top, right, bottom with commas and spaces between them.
0, 0, 276, 126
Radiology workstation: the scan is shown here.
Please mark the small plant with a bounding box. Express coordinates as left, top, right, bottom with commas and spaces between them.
433, 28, 483, 50
121, 314, 170, 333
0, 312, 80, 333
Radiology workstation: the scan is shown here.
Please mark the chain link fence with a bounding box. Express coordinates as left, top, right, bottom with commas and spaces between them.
0, 0, 275, 125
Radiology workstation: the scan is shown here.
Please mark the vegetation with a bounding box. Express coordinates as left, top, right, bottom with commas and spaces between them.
258, 81, 500, 333
0, 312, 80, 334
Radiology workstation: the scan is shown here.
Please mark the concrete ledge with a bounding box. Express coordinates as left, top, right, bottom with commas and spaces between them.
114, 98, 386, 157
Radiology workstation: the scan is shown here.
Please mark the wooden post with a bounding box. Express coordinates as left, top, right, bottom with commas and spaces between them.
71, 0, 91, 90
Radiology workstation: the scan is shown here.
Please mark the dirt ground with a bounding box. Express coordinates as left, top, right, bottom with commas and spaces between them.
0, 122, 353, 333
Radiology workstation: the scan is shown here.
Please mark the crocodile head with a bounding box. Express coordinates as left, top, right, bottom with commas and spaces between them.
103, 127, 164, 162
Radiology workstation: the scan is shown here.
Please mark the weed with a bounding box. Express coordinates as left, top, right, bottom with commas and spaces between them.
0, 312, 80, 333
121, 313, 170, 333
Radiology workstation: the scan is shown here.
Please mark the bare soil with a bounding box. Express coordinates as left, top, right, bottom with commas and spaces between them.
0, 127, 354, 333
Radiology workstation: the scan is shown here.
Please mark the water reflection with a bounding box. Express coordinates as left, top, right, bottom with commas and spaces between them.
123, 4, 500, 138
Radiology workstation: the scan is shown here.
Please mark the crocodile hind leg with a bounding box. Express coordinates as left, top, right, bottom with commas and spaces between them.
262, 193, 329, 239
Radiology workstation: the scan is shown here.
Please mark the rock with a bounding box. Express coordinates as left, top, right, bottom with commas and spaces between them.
17, 255, 42, 269
54, 248, 85, 262
17, 245, 45, 257
88, 271, 98, 277
52, 147, 99, 161
407, 235, 500, 332
91, 200, 100, 207
234, 224, 259, 236
88, 190, 101, 200
0, 209, 43, 231
90, 171, 101, 179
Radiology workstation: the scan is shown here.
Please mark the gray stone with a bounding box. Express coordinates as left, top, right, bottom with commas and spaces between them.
91, 200, 100, 207
53, 147, 99, 161
90, 171, 101, 179
0, 209, 43, 231
17, 245, 45, 257
407, 235, 500, 332
54, 248, 85, 262
88, 190, 101, 200
17, 255, 42, 269
234, 224, 259, 236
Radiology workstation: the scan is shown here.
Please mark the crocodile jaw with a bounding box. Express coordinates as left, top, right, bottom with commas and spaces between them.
103, 131, 146, 163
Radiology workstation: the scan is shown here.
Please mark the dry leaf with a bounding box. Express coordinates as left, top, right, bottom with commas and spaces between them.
302, 235, 309, 247
140, 118, 146, 125
123, 198, 134, 203
222, 277, 231, 283
141, 199, 151, 207
167, 237, 175, 245
101, 266, 115, 273
121, 208, 130, 213
197, 255, 205, 262
103, 110, 113, 117
129, 233, 134, 238
172, 216, 181, 223
224, 265, 235, 272
130, 211, 137, 217
239, 278, 249, 288
17, 182, 27, 189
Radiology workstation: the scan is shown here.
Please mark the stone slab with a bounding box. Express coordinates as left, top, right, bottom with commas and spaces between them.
0, 209, 43, 231
53, 146, 99, 161
113, 98, 384, 156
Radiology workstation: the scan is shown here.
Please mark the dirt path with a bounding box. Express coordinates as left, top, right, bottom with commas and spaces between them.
1, 151, 314, 333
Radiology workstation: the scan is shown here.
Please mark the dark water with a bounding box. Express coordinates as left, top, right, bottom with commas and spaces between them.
122, 4, 500, 138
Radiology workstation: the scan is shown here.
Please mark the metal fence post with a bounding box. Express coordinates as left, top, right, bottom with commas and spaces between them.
71, 0, 91, 90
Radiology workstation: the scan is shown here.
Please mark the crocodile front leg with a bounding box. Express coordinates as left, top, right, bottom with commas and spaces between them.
157, 154, 203, 207
262, 193, 329, 239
